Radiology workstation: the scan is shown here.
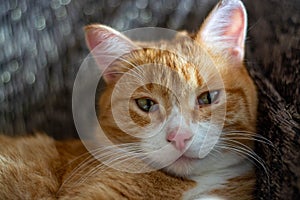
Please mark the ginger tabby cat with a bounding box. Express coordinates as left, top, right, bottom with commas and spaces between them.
0, 0, 260, 199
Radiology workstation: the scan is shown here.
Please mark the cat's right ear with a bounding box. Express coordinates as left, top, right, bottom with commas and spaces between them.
84, 24, 137, 84
195, 0, 247, 62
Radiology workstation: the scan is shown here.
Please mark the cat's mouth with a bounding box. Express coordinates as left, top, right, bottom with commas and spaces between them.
163, 154, 201, 176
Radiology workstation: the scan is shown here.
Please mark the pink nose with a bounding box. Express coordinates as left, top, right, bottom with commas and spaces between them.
167, 131, 193, 151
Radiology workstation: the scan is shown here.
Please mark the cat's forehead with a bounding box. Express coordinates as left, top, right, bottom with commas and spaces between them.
126, 41, 219, 88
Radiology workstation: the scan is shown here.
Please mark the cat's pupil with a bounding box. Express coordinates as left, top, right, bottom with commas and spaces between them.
197, 91, 219, 105
136, 98, 156, 112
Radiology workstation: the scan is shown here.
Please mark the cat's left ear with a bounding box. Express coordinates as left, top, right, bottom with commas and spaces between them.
196, 0, 247, 61
85, 24, 138, 84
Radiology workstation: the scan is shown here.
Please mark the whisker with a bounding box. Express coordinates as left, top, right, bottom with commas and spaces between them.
221, 136, 273, 147
78, 151, 149, 184
58, 143, 146, 193
224, 131, 273, 146
57, 154, 98, 194
217, 143, 265, 168
216, 143, 270, 183
58, 151, 92, 170
75, 161, 108, 186
207, 149, 223, 161
219, 139, 263, 163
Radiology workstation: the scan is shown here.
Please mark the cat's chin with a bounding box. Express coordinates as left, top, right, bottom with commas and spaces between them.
175, 155, 199, 163
163, 155, 201, 177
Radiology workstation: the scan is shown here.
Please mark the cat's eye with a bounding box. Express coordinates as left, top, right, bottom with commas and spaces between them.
197, 90, 219, 106
135, 98, 158, 112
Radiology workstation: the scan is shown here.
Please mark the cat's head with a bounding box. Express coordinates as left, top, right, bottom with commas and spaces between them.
84, 0, 257, 177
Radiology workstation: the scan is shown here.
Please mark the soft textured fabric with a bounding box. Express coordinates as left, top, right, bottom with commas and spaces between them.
245, 1, 300, 199
0, 0, 299, 199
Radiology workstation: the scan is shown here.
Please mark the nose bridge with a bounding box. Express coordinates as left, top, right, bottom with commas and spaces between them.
168, 106, 191, 131
173, 91, 194, 123
177, 108, 193, 129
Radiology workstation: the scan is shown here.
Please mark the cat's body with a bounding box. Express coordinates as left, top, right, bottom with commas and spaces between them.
0, 134, 254, 200
0, 1, 258, 199
1, 135, 195, 199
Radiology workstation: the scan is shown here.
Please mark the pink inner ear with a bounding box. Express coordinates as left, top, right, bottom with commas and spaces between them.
224, 7, 245, 50
198, 0, 247, 60
85, 27, 113, 51
84, 25, 137, 84
85, 29, 99, 50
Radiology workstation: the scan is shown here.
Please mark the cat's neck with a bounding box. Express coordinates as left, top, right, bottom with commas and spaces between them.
183, 155, 253, 200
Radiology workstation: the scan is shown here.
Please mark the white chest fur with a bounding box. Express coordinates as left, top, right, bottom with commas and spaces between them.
183, 155, 252, 200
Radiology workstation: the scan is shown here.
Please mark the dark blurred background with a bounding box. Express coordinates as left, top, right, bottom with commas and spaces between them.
0, 0, 299, 199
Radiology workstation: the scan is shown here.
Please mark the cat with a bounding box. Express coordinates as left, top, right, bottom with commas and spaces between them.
0, 0, 259, 199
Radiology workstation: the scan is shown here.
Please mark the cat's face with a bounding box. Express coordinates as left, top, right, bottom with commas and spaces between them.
85, 0, 257, 177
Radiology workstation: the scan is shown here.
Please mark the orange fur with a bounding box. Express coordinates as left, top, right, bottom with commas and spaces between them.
0, 134, 195, 199
0, 1, 258, 199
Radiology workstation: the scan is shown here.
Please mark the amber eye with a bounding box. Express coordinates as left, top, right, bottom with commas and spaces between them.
197, 91, 219, 106
135, 98, 157, 112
